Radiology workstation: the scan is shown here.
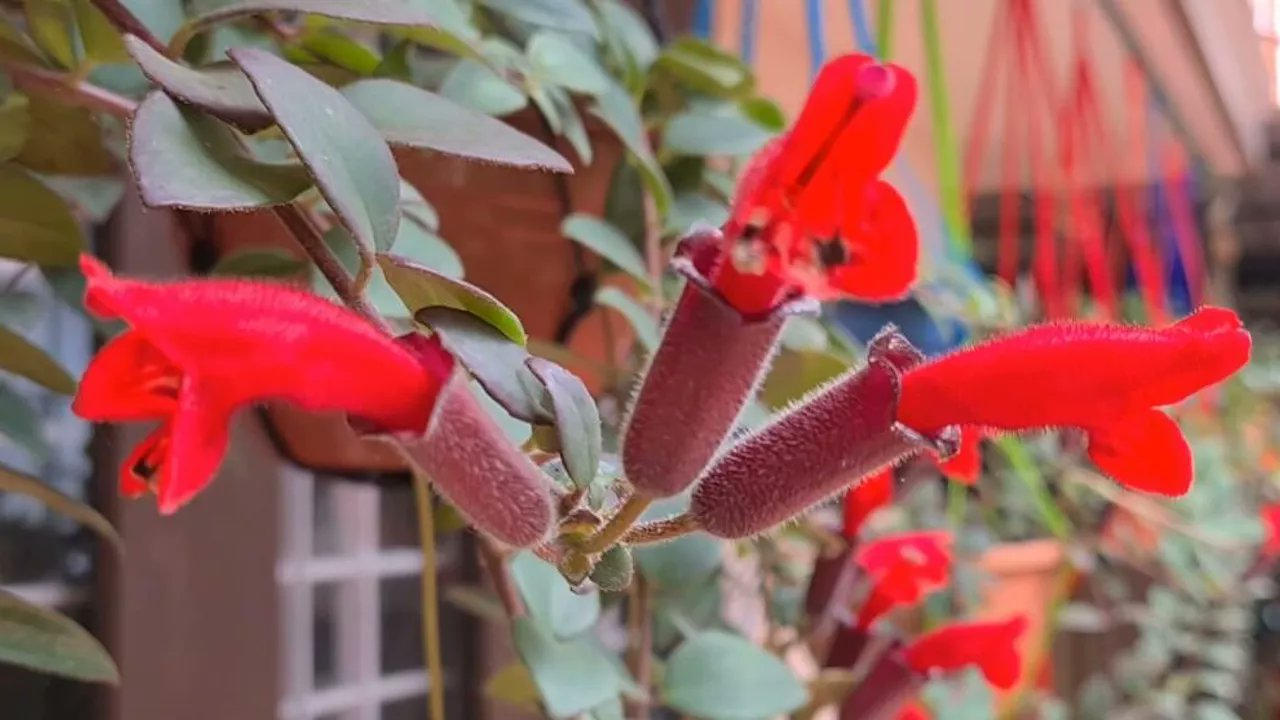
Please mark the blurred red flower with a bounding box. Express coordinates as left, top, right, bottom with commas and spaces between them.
904, 616, 1028, 690
854, 530, 952, 628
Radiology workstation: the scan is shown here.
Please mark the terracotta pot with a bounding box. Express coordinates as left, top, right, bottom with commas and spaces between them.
210, 110, 628, 475
975, 538, 1070, 715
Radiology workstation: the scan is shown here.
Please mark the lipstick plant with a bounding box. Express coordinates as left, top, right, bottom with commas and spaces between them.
0, 1, 1258, 718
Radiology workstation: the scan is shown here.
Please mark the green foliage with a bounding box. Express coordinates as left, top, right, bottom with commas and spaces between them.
0, 590, 119, 683
662, 630, 807, 718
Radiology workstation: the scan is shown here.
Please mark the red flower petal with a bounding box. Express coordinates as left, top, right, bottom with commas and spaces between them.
842, 469, 894, 540
825, 181, 917, 301
1262, 502, 1280, 558
897, 308, 1249, 494
904, 616, 1027, 690
161, 379, 236, 513
73, 330, 179, 421
854, 531, 952, 628
897, 703, 931, 720
1086, 409, 1191, 496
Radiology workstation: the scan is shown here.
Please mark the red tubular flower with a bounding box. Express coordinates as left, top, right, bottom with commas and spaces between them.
690, 330, 957, 538
937, 429, 982, 485
896, 309, 1250, 495
904, 616, 1028, 690
73, 255, 444, 513
854, 531, 952, 628
623, 53, 919, 499
843, 468, 894, 540
896, 703, 931, 720
1263, 502, 1280, 558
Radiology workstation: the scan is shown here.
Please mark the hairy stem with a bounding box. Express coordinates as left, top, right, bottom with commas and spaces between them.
273, 204, 390, 332
0, 58, 136, 118
411, 472, 447, 720
625, 573, 653, 718
578, 493, 652, 554
621, 512, 701, 546
90, 0, 167, 55
478, 537, 525, 618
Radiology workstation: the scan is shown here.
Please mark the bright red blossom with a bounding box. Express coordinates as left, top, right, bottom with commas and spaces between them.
896, 308, 1250, 495
73, 255, 445, 513
854, 531, 952, 628
904, 616, 1028, 690
710, 53, 919, 315
842, 469, 894, 540
1263, 502, 1280, 558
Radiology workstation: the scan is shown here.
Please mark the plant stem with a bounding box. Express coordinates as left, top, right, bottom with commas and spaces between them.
478, 536, 525, 618
624, 573, 653, 718
621, 512, 701, 546
90, 0, 167, 55
411, 472, 447, 720
273, 204, 390, 332
0, 58, 136, 118
578, 493, 652, 554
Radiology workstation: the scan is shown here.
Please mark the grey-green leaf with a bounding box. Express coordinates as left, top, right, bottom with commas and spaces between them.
527, 31, 610, 96
477, 0, 598, 37
594, 286, 657, 351
439, 59, 528, 116
416, 307, 547, 423
172, 0, 448, 55
561, 214, 649, 287
233, 48, 400, 254
590, 83, 672, 215
663, 109, 776, 156
210, 248, 307, 278
0, 164, 83, 267
526, 357, 600, 491
512, 616, 619, 719
510, 552, 600, 638
662, 631, 807, 719
130, 92, 312, 210
0, 324, 75, 394
125, 35, 270, 132
380, 253, 526, 344
340, 78, 569, 171
0, 464, 122, 553
0, 590, 119, 683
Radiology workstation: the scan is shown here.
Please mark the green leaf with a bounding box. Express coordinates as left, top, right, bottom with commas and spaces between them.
124, 35, 271, 132
561, 214, 648, 287
634, 535, 721, 592
655, 38, 752, 97
172, 0, 450, 55
0, 93, 31, 162
0, 463, 122, 553
0, 590, 118, 683
314, 227, 410, 319
130, 92, 312, 210
416, 306, 547, 422
526, 357, 600, 491
662, 631, 806, 719
210, 248, 306, 278
380, 253, 526, 344
233, 48, 401, 254
477, 0, 598, 37
0, 323, 75, 394
340, 79, 569, 171
0, 23, 51, 65
589, 83, 672, 215
1191, 700, 1241, 720
593, 286, 657, 351
25, 0, 76, 69
663, 109, 775, 156
512, 616, 619, 719
666, 193, 728, 236
528, 31, 610, 96
510, 552, 599, 638
596, 0, 657, 72
484, 662, 543, 715
0, 164, 83, 267
296, 26, 381, 75
440, 58, 528, 116
740, 96, 787, 131
73, 0, 129, 65
0, 383, 52, 462
546, 86, 591, 165
15, 97, 112, 175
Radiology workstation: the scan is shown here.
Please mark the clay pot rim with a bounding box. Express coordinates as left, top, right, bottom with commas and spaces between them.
979, 537, 1065, 575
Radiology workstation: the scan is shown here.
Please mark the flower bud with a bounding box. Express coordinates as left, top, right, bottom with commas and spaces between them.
690, 330, 952, 539
589, 545, 634, 592
621, 231, 817, 498
396, 336, 554, 547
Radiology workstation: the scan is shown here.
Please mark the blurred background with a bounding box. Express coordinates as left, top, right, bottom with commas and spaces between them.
3, 0, 1280, 718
